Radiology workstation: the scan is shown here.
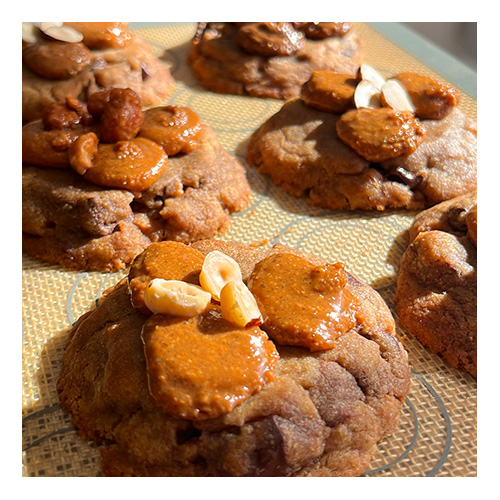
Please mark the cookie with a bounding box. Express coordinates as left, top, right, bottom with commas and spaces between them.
57, 240, 410, 476
22, 90, 251, 272
22, 22, 174, 123
247, 69, 476, 210
188, 23, 363, 99
396, 192, 477, 376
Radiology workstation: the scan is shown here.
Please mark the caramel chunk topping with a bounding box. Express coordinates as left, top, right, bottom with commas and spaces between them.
22, 40, 92, 80
336, 108, 425, 163
128, 241, 206, 315
395, 72, 460, 120
63, 22, 132, 49
139, 106, 202, 156
236, 22, 305, 57
248, 253, 358, 351
295, 22, 352, 39
301, 71, 357, 114
142, 306, 279, 421
82, 137, 168, 191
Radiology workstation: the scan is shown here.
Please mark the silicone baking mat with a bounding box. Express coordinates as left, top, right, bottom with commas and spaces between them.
22, 23, 477, 477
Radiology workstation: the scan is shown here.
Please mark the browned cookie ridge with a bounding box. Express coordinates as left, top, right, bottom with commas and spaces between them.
396, 192, 477, 376
57, 240, 410, 477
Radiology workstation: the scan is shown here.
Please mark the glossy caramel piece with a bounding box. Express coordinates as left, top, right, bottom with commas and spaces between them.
22, 120, 90, 167
236, 22, 305, 57
336, 108, 426, 163
248, 253, 357, 351
22, 40, 92, 80
296, 22, 352, 39
138, 106, 202, 156
64, 22, 132, 49
395, 72, 460, 120
142, 305, 279, 421
128, 241, 206, 315
83, 138, 167, 191
301, 70, 357, 113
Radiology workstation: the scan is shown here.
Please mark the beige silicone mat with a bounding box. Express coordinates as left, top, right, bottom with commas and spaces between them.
22, 23, 477, 477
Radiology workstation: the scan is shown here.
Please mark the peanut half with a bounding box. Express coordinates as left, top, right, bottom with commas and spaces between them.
144, 279, 211, 317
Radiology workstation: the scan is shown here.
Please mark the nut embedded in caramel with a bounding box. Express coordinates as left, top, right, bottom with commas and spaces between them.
92, 88, 144, 143
336, 107, 426, 163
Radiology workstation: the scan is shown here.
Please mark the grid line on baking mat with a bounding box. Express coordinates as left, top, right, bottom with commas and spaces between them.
22, 23, 477, 477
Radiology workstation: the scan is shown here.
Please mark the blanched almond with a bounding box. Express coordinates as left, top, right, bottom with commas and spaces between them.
359, 63, 386, 91
381, 79, 415, 112
143, 279, 211, 317
354, 79, 381, 109
220, 280, 263, 328
22, 23, 39, 43
199, 251, 243, 300
43, 24, 84, 43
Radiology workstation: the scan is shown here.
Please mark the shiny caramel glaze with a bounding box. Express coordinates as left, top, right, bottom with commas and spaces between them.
82, 138, 167, 191
301, 71, 357, 113
294, 22, 352, 39
336, 108, 426, 163
139, 106, 202, 156
248, 253, 358, 351
236, 22, 305, 57
142, 305, 279, 421
395, 72, 460, 120
128, 241, 206, 315
22, 120, 93, 167
64, 22, 133, 49
22, 40, 92, 80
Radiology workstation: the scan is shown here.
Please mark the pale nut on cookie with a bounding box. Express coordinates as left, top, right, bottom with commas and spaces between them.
143, 279, 211, 317
220, 280, 263, 328
199, 251, 243, 300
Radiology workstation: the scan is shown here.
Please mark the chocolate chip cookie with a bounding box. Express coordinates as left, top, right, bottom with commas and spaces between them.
57, 240, 410, 476
396, 192, 477, 375
247, 69, 476, 210
188, 23, 363, 99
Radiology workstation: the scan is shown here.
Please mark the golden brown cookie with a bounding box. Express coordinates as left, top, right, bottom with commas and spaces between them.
396, 192, 477, 376
22, 22, 174, 123
247, 69, 476, 210
57, 240, 410, 476
22, 92, 251, 272
188, 22, 363, 99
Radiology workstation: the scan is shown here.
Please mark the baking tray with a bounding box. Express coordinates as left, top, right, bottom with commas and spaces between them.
22, 23, 477, 477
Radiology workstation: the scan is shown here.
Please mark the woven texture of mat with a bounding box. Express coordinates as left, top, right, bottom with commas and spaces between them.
22, 23, 477, 477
